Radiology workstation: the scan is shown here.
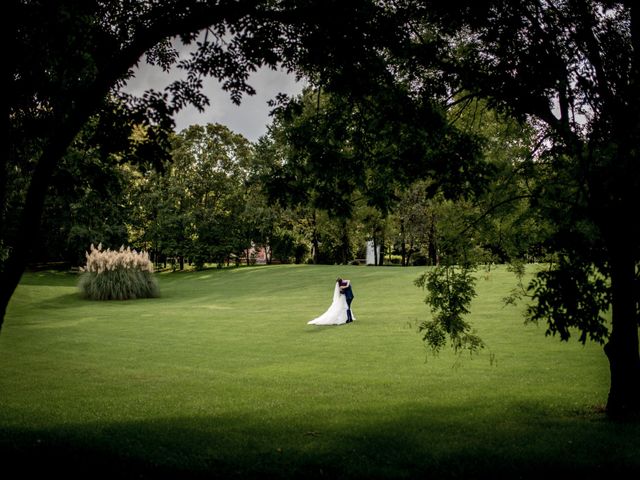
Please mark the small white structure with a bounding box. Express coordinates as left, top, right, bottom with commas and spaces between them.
366, 240, 381, 265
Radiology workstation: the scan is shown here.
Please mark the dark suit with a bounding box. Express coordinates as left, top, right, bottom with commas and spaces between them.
339, 280, 354, 322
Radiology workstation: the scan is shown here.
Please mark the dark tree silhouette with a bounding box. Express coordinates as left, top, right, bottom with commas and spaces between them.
382, 0, 640, 417
5, 0, 290, 325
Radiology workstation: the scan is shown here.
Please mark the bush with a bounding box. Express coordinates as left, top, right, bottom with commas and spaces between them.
412, 255, 428, 266
78, 244, 159, 300
387, 255, 402, 265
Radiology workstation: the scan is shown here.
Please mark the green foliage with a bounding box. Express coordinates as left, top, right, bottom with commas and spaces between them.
391, 180, 438, 266
265, 87, 489, 219
78, 244, 159, 300
40, 119, 133, 265
526, 258, 611, 345
415, 265, 484, 355
126, 124, 256, 268
384, 1, 639, 412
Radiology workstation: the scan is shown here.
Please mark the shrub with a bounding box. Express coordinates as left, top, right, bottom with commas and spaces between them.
78, 243, 159, 300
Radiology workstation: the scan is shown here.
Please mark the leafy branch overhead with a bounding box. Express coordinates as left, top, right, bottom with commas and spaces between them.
415, 266, 484, 356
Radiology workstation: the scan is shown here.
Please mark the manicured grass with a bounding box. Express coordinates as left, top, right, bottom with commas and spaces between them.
0, 264, 638, 479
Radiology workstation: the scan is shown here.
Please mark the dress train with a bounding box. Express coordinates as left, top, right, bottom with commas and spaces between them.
308, 282, 355, 325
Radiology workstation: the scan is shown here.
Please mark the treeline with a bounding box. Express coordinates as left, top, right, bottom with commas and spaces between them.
25, 89, 550, 270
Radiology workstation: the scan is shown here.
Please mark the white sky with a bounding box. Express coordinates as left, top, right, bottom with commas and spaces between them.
122, 56, 305, 143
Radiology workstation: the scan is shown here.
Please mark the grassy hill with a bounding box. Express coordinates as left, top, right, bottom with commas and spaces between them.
0, 264, 637, 478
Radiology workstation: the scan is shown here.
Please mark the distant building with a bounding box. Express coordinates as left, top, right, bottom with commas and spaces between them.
366, 240, 381, 265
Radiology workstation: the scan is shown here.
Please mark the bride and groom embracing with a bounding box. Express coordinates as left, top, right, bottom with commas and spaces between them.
308, 277, 355, 326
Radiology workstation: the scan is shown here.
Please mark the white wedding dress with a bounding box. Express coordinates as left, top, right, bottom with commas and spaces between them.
308, 282, 355, 325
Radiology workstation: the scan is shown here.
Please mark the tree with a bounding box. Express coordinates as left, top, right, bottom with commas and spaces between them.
128, 158, 191, 270
268, 84, 489, 210
5, 0, 309, 324
392, 180, 438, 266
38, 118, 132, 266
385, 0, 639, 416
432, 97, 551, 266
171, 124, 253, 267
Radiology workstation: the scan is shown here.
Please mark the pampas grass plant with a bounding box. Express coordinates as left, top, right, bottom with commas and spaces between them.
78, 243, 159, 300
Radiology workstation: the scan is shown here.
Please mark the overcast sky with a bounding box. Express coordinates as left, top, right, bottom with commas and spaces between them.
122, 59, 306, 143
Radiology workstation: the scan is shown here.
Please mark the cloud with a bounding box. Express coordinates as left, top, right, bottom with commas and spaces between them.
121, 52, 305, 143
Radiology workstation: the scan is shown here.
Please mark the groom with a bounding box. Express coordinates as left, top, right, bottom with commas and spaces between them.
337, 277, 354, 323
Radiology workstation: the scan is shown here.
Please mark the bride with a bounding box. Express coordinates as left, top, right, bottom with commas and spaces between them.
308, 278, 355, 325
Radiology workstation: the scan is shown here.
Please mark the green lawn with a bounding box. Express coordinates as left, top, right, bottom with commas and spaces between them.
0, 264, 638, 479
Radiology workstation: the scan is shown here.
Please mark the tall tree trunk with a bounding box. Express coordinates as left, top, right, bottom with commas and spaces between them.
1, 125, 80, 328
406, 238, 414, 267
372, 237, 378, 266
311, 210, 319, 264
400, 219, 407, 266
428, 213, 438, 266
340, 218, 350, 264
604, 244, 640, 417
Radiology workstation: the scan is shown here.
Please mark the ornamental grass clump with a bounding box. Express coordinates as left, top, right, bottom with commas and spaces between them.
78, 243, 159, 300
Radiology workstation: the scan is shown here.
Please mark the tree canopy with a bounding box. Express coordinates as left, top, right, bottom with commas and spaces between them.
397, 0, 640, 417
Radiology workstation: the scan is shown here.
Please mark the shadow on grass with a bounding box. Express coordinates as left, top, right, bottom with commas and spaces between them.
2, 405, 639, 479
27, 291, 84, 310
18, 271, 79, 286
